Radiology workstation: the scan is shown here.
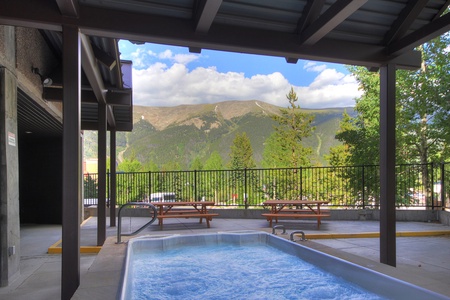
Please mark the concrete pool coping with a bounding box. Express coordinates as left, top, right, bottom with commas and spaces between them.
71, 218, 450, 299
2, 218, 450, 299
120, 232, 449, 300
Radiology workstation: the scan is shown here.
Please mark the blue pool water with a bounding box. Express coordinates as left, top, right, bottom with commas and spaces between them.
121, 232, 449, 300
130, 243, 383, 300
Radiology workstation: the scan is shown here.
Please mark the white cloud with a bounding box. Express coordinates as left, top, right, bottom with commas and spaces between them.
129, 48, 148, 69
304, 61, 327, 73
157, 49, 199, 65
124, 43, 361, 108
132, 61, 360, 108
123, 47, 199, 70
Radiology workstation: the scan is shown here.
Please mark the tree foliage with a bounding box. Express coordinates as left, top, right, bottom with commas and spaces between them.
118, 158, 142, 172
330, 35, 450, 206
334, 35, 450, 167
229, 132, 256, 170
204, 151, 224, 170
265, 87, 315, 167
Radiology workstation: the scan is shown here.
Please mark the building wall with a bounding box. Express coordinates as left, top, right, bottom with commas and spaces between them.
0, 26, 20, 286
0, 25, 63, 286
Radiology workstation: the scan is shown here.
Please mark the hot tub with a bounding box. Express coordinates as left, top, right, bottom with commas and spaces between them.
120, 232, 449, 300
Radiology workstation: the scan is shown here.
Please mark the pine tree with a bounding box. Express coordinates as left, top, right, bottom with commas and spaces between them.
229, 132, 256, 170
269, 87, 315, 168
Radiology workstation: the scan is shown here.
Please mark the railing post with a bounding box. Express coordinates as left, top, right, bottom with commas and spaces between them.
194, 170, 198, 201
431, 163, 435, 210
244, 168, 248, 209
300, 167, 303, 200
148, 171, 151, 201
362, 165, 365, 209
441, 162, 446, 209
107, 169, 110, 208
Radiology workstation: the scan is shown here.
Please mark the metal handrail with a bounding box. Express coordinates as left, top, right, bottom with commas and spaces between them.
290, 230, 307, 242
117, 202, 158, 243
272, 225, 286, 235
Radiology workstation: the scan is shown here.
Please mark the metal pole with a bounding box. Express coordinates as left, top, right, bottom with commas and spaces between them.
110, 129, 116, 226
441, 162, 445, 209
61, 25, 81, 300
379, 63, 396, 267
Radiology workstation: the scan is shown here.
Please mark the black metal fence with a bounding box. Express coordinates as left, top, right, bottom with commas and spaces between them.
83, 162, 450, 209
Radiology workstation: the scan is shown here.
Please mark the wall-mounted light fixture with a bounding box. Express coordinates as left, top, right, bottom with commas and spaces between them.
31, 67, 53, 87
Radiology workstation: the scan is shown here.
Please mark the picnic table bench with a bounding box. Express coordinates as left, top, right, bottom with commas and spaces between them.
262, 200, 330, 228
151, 201, 218, 229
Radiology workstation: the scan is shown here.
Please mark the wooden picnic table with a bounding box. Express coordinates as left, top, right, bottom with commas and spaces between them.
262, 200, 330, 228
151, 201, 218, 229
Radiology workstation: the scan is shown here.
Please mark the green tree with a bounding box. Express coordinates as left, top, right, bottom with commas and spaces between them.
270, 87, 315, 168
204, 151, 224, 170
336, 35, 450, 206
190, 157, 203, 170
261, 132, 289, 168
229, 132, 256, 169
118, 158, 142, 172
143, 160, 159, 172
228, 132, 256, 205
339, 35, 450, 166
326, 111, 356, 166
203, 151, 225, 203
161, 161, 181, 171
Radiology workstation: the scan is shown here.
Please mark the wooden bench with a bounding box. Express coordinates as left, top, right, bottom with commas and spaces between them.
262, 212, 330, 228
157, 213, 219, 229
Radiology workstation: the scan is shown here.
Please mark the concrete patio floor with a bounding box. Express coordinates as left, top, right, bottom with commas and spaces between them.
1, 217, 449, 299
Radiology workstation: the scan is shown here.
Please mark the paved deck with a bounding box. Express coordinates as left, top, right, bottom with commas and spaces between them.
1, 217, 449, 299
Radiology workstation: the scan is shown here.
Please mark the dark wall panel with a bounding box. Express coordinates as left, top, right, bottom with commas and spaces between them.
19, 137, 62, 224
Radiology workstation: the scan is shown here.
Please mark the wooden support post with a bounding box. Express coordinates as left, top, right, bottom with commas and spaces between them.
379, 63, 397, 267
61, 25, 81, 300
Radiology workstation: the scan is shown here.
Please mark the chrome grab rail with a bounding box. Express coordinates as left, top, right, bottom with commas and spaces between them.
290, 230, 307, 242
272, 225, 286, 235
117, 202, 158, 243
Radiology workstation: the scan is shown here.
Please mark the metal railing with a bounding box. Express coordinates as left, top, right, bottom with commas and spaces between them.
116, 202, 158, 243
84, 162, 450, 210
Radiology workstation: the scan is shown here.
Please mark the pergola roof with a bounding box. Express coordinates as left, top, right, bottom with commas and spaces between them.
1, 0, 449, 71
6, 0, 447, 138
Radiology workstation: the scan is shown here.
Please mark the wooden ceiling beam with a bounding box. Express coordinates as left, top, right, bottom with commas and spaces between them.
56, 0, 79, 18
299, 0, 367, 45
296, 0, 325, 34
194, 0, 222, 34
383, 0, 428, 46
0, 0, 422, 69
387, 12, 450, 55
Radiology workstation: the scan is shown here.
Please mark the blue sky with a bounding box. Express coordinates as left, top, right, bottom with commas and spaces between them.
118, 40, 361, 108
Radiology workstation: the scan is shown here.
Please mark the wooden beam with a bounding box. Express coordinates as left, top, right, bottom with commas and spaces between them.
194, 0, 222, 33
296, 0, 325, 34
43, 87, 131, 106
80, 34, 116, 128
106, 89, 132, 106
97, 101, 107, 246
44, 88, 97, 103
0, 0, 421, 69
56, 0, 79, 17
383, 0, 428, 46
91, 43, 117, 71
61, 24, 81, 300
299, 0, 367, 45
387, 12, 450, 55
379, 63, 397, 267
110, 129, 117, 227
81, 120, 132, 131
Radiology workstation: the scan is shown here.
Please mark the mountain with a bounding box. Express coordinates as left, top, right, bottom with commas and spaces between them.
84, 100, 355, 169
